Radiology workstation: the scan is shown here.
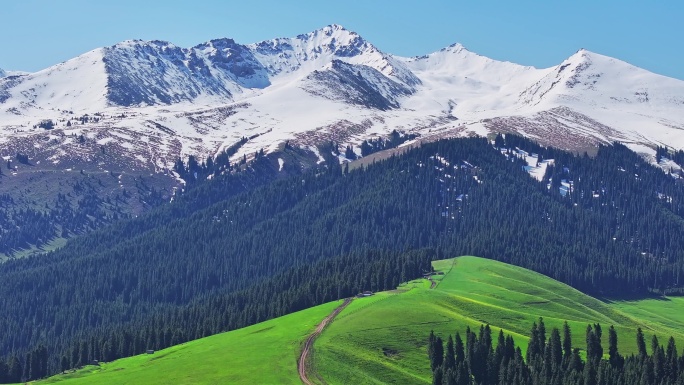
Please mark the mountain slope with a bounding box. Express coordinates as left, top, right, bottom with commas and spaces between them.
32, 257, 684, 385
0, 49, 109, 110
302, 60, 413, 110
4, 136, 684, 381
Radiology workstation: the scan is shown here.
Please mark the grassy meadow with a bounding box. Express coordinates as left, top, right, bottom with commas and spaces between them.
32, 256, 684, 385
32, 301, 342, 385
313, 257, 684, 384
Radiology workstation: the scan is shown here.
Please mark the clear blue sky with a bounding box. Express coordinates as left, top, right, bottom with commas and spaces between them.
1, 0, 682, 80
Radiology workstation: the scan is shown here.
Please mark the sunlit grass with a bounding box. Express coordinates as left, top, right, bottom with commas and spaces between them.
34, 256, 684, 385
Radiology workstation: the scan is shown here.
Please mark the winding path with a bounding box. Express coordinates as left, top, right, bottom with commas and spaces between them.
298, 298, 352, 385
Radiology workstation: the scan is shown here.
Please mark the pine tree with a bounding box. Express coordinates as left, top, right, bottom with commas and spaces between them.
494, 133, 505, 149
608, 325, 622, 369
537, 318, 546, 356
494, 329, 506, 368
60, 355, 69, 373
636, 328, 647, 358
454, 332, 465, 365
585, 324, 602, 365
547, 327, 563, 369
665, 337, 678, 383
562, 321, 572, 362
465, 326, 476, 373
445, 335, 456, 371
527, 321, 540, 364
653, 335, 665, 384
430, 336, 444, 372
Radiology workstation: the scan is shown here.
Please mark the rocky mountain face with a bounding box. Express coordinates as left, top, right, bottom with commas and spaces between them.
0, 24, 683, 256
1, 24, 682, 162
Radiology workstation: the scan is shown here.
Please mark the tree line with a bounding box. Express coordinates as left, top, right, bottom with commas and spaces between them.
429, 319, 684, 385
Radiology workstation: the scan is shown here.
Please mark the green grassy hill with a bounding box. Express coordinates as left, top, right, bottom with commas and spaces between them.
33, 301, 342, 385
313, 257, 684, 384
33, 257, 684, 384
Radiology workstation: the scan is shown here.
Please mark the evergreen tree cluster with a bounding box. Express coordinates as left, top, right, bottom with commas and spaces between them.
360, 130, 418, 157
429, 320, 684, 385
656, 145, 684, 172
14, 153, 30, 165
173, 138, 270, 186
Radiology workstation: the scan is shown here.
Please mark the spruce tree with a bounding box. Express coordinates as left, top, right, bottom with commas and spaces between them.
430, 336, 444, 372
445, 335, 456, 371
608, 325, 622, 369
454, 332, 465, 365
562, 321, 572, 363
527, 321, 540, 364
636, 328, 647, 358
547, 327, 563, 369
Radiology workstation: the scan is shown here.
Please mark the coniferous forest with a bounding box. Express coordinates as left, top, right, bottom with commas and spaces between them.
1, 136, 684, 381
428, 319, 684, 385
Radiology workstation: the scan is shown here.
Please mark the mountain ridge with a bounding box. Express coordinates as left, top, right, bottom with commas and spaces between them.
0, 24, 683, 192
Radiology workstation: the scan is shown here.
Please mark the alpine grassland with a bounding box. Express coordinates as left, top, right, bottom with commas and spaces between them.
32, 256, 684, 384
32, 301, 342, 385
313, 257, 684, 384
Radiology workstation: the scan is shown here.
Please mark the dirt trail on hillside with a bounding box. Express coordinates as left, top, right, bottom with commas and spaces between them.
429, 276, 437, 289
298, 298, 352, 385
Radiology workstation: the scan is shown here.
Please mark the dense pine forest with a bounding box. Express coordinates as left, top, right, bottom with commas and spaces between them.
1, 135, 684, 381
428, 319, 684, 385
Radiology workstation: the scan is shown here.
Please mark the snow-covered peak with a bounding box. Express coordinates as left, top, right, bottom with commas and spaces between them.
111, 39, 179, 49
565, 48, 605, 63
322, 23, 350, 32
1, 25, 684, 172
440, 42, 468, 54
0, 47, 109, 111
252, 23, 370, 64
303, 23, 358, 39
404, 41, 538, 94
250, 25, 420, 87
519, 47, 684, 110
0, 68, 5, 78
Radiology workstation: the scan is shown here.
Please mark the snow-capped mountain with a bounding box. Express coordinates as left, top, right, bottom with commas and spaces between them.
249, 24, 419, 87
0, 68, 5, 78
1, 24, 683, 178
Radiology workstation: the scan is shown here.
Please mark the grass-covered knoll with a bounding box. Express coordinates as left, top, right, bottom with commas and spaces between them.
314, 256, 684, 385
32, 256, 684, 385
33, 301, 342, 385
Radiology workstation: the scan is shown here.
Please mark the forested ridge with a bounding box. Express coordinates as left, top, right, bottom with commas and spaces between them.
1, 136, 684, 381
428, 319, 684, 385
